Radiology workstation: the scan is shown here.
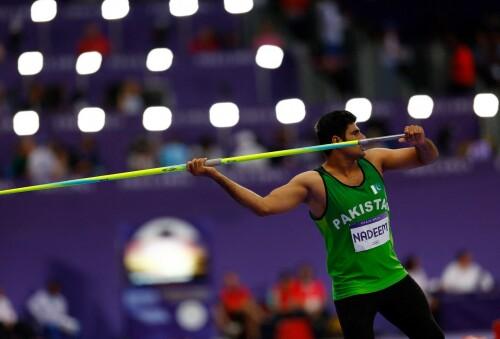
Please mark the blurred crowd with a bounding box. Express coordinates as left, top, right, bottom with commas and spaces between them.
1, 250, 496, 339
3, 136, 102, 185
0, 281, 79, 339
214, 250, 496, 339
2, 121, 497, 186
0, 1, 499, 117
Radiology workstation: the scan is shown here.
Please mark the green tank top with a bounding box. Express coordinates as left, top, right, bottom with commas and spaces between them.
311, 158, 407, 300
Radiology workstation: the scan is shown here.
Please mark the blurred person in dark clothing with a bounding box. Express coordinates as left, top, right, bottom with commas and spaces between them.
73, 136, 102, 177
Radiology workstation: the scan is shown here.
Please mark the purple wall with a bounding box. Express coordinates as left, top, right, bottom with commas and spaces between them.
0, 162, 499, 338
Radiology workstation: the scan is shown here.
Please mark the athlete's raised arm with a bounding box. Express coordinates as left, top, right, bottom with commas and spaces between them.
187, 158, 309, 216
366, 125, 439, 172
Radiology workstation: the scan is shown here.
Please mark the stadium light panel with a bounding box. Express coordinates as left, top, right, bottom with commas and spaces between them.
13, 111, 40, 136
224, 0, 254, 14
31, 0, 57, 23
275, 98, 306, 124
143, 107, 173, 131
209, 102, 239, 128
76, 51, 102, 75
255, 45, 284, 69
78, 107, 106, 132
18, 51, 44, 76
169, 0, 198, 17
146, 48, 174, 72
345, 98, 372, 122
473, 93, 499, 118
407, 95, 434, 119
101, 0, 130, 20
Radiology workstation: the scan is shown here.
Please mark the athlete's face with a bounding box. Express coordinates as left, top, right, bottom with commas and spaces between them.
333, 123, 366, 159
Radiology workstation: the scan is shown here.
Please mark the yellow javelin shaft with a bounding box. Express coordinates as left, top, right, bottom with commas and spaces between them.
0, 134, 403, 196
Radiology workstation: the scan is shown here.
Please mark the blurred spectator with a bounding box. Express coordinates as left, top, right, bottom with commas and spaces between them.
0, 84, 7, 114
315, 0, 345, 56
0, 44, 5, 64
127, 136, 156, 170
252, 20, 285, 49
465, 139, 494, 163
10, 137, 36, 180
232, 130, 270, 170
278, 0, 313, 43
117, 80, 144, 115
158, 138, 190, 167
404, 255, 430, 294
449, 37, 476, 94
26, 140, 68, 184
296, 265, 327, 316
72, 136, 102, 177
41, 84, 66, 114
214, 272, 263, 339
313, 0, 354, 95
189, 26, 222, 54
441, 250, 494, 294
296, 265, 330, 338
269, 271, 303, 314
77, 23, 111, 56
190, 136, 224, 160
0, 288, 35, 339
27, 281, 80, 339
269, 127, 298, 168
7, 14, 23, 56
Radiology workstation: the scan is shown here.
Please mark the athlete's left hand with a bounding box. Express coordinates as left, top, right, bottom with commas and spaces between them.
399, 125, 426, 146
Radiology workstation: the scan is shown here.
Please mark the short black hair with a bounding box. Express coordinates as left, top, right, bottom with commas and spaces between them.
314, 110, 357, 153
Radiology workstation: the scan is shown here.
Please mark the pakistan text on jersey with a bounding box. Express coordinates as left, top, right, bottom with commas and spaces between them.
331, 198, 389, 230
352, 222, 389, 243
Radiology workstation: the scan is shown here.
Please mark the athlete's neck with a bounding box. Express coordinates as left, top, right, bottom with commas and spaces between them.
323, 154, 361, 177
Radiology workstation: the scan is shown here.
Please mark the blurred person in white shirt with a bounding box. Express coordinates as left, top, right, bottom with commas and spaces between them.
27, 281, 80, 339
441, 250, 494, 294
0, 288, 35, 339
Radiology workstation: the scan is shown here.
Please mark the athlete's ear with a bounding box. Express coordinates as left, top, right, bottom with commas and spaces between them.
331, 135, 342, 143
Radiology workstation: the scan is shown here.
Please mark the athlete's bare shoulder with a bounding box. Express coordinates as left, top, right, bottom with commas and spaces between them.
292, 170, 322, 185
364, 148, 385, 173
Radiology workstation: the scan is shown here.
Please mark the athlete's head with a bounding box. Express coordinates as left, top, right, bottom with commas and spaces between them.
315, 110, 366, 158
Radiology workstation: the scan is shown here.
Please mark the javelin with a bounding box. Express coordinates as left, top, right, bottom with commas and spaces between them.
0, 134, 404, 196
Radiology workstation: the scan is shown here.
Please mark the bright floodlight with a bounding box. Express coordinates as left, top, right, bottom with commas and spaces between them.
169, 0, 198, 17
224, 0, 254, 14
473, 93, 499, 118
143, 106, 173, 131
78, 107, 106, 133
18, 52, 44, 75
255, 45, 284, 69
146, 48, 174, 72
345, 98, 372, 122
275, 98, 306, 124
407, 95, 434, 119
13, 111, 39, 136
209, 102, 239, 128
76, 52, 102, 75
101, 0, 130, 20
31, 0, 57, 23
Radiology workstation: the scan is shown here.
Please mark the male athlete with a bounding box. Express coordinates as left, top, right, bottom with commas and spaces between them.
187, 110, 444, 338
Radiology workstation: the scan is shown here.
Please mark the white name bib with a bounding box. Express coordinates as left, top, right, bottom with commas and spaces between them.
350, 213, 390, 252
